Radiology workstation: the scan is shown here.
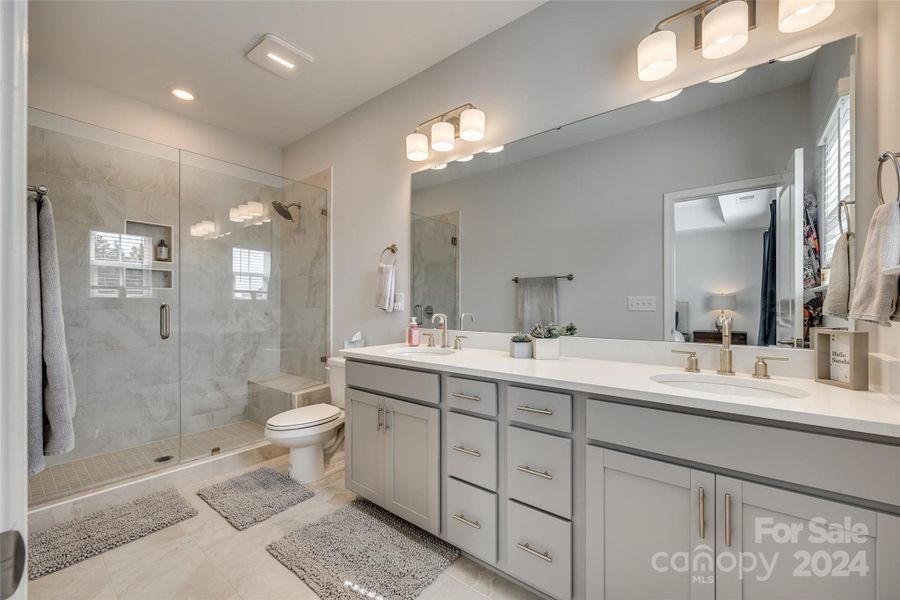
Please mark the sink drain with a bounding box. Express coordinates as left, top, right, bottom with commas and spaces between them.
153, 455, 174, 463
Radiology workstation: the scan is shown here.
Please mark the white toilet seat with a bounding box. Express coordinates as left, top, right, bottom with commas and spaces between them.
266, 404, 342, 431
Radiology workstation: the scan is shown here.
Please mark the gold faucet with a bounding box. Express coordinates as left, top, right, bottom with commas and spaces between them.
717, 318, 735, 375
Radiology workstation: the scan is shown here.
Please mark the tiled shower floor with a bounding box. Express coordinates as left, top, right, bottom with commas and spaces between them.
29, 420, 265, 505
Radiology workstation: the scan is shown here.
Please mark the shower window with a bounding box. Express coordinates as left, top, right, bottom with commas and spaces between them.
89, 230, 153, 298
232, 247, 271, 300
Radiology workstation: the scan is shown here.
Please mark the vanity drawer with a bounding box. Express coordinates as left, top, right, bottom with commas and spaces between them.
506, 386, 572, 433
446, 478, 498, 564
506, 499, 571, 600
447, 412, 498, 491
447, 376, 498, 416
346, 360, 439, 404
587, 399, 900, 506
506, 426, 572, 518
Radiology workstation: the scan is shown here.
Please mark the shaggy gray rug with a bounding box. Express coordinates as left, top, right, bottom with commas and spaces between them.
267, 499, 459, 600
28, 488, 196, 579
197, 467, 314, 530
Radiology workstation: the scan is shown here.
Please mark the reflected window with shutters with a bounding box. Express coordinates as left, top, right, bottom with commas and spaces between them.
232, 247, 270, 300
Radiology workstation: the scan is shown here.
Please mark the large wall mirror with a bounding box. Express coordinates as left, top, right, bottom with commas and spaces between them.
411, 36, 856, 350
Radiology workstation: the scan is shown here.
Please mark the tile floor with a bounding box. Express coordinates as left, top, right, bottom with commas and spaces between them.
29, 421, 265, 505
28, 453, 541, 600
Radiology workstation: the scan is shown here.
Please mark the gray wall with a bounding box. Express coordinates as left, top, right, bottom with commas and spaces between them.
411, 84, 810, 340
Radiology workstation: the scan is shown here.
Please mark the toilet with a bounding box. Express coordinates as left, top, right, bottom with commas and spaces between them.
264, 357, 346, 483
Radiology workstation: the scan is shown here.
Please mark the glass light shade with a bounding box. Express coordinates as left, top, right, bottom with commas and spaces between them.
247, 201, 264, 217
459, 108, 485, 142
190, 224, 201, 237
650, 89, 683, 102
777, 46, 821, 62
637, 30, 677, 82
229, 208, 242, 222
431, 121, 455, 152
485, 145, 504, 153
406, 132, 428, 161
778, 0, 834, 33
702, 1, 749, 60
237, 204, 252, 220
431, 163, 447, 170
708, 69, 747, 83
200, 220, 215, 235
456, 155, 474, 162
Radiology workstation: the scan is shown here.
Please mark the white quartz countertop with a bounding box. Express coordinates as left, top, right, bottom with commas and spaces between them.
341, 344, 900, 440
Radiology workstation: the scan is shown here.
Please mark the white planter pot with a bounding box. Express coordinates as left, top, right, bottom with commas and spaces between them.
532, 338, 560, 360
509, 341, 533, 359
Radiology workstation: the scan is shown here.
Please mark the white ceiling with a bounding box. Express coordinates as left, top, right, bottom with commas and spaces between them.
28, 1, 542, 146
675, 187, 776, 233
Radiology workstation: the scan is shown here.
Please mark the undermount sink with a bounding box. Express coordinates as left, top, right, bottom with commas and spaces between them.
386, 346, 455, 356
651, 373, 808, 399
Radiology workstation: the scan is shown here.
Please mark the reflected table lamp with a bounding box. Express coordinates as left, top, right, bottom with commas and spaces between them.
708, 293, 737, 332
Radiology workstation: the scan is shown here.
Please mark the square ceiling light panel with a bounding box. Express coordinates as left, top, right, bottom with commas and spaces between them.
247, 34, 314, 79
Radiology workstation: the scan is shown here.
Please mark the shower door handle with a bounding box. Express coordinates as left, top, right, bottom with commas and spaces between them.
160, 303, 170, 340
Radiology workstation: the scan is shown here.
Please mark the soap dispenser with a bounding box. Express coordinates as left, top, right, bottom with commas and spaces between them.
407, 317, 420, 347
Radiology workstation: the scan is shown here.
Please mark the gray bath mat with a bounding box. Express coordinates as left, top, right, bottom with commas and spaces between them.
29, 488, 196, 579
267, 499, 459, 600
197, 467, 314, 530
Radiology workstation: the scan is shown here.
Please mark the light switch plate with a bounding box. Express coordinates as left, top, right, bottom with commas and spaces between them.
393, 292, 405, 311
627, 296, 656, 312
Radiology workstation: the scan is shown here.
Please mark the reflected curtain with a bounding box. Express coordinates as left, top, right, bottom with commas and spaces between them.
758, 200, 777, 346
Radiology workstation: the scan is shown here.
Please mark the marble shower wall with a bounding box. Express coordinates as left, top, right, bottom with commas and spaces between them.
277, 182, 328, 382
412, 212, 459, 330
29, 124, 182, 465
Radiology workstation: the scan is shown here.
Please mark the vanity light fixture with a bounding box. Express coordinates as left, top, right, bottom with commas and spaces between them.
777, 45, 821, 61
456, 155, 474, 162
709, 68, 747, 83
485, 145, 505, 153
170, 87, 195, 101
237, 204, 253, 221
778, 0, 835, 32
431, 163, 447, 170
229, 208, 243, 222
637, 30, 677, 82
405, 103, 487, 161
246, 201, 264, 217
650, 89, 683, 102
702, 1, 749, 60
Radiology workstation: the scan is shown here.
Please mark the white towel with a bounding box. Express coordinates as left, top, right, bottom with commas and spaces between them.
849, 201, 900, 325
823, 232, 855, 318
375, 262, 396, 312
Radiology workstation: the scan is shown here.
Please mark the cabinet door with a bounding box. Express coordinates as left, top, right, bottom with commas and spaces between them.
586, 447, 715, 600
384, 398, 440, 534
715, 477, 899, 600
346, 389, 383, 504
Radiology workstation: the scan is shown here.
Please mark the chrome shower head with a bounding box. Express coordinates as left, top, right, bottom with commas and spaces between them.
272, 201, 301, 221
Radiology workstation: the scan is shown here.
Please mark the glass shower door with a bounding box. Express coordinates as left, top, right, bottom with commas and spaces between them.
178, 152, 327, 462
27, 111, 183, 504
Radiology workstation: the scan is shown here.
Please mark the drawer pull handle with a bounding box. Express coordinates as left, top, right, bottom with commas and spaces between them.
516, 405, 553, 416
517, 542, 552, 563
452, 392, 481, 402
452, 445, 481, 458
698, 486, 706, 539
516, 465, 552, 480
452, 514, 481, 529
725, 493, 733, 548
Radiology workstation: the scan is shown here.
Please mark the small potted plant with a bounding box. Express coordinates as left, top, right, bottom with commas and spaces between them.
509, 332, 533, 358
530, 322, 577, 360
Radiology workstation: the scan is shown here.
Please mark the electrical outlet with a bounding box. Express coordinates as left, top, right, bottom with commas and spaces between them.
627, 296, 656, 312
393, 292, 405, 311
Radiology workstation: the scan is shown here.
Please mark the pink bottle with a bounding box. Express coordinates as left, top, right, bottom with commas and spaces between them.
407, 317, 420, 346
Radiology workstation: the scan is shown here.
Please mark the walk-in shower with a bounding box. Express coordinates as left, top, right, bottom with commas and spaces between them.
26, 109, 329, 505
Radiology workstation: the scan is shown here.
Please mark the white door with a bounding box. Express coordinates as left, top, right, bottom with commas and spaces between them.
383, 398, 440, 534
586, 447, 715, 600
0, 3, 29, 599
775, 148, 805, 347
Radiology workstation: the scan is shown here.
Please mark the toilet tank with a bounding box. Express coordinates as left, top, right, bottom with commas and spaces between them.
326, 357, 346, 408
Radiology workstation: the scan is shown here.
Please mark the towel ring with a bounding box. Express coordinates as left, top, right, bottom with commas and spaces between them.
877, 151, 900, 206
380, 243, 398, 265
837, 200, 854, 234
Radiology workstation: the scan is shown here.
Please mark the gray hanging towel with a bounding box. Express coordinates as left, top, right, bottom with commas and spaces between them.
515, 276, 558, 332
27, 196, 77, 475
823, 232, 855, 318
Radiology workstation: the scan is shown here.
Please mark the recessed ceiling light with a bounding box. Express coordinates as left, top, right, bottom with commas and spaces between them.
650, 89, 683, 102
709, 69, 747, 83
171, 88, 195, 101
777, 46, 821, 61
266, 52, 296, 70
431, 163, 447, 170
247, 34, 314, 79
456, 155, 474, 162
485, 145, 505, 153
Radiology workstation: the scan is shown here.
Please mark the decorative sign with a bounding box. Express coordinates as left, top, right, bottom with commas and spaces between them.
814, 329, 868, 391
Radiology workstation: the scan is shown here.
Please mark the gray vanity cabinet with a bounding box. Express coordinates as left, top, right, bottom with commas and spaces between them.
346, 387, 440, 534
586, 446, 715, 600
714, 477, 900, 600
